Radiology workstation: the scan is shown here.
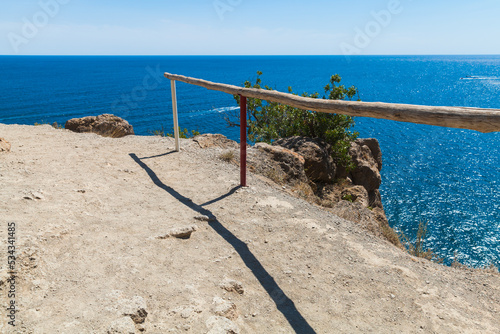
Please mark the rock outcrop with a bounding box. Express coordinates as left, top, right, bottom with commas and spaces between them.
0, 137, 11, 152
65, 114, 134, 138
249, 136, 395, 244
248, 142, 308, 184
356, 138, 382, 170
348, 139, 382, 192
274, 136, 336, 183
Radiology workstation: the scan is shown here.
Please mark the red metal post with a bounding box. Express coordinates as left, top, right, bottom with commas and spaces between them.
240, 95, 247, 187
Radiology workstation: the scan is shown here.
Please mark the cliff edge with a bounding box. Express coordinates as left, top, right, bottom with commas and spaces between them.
0, 124, 499, 333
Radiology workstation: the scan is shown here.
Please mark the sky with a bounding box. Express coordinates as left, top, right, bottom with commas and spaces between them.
1, 0, 499, 55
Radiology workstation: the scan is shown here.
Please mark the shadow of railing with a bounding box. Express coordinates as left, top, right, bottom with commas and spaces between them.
129, 153, 316, 334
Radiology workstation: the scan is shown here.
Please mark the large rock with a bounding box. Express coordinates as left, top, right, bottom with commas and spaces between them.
0, 137, 11, 152
65, 114, 134, 138
356, 138, 382, 171
348, 140, 381, 192
248, 143, 308, 184
274, 136, 336, 183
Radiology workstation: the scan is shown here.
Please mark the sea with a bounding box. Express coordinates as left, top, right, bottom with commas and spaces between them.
1, 55, 499, 268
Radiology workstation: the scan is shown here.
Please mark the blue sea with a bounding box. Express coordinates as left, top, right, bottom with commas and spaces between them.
1, 55, 499, 268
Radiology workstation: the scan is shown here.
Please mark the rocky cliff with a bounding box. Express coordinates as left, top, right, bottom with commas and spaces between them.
225, 135, 400, 247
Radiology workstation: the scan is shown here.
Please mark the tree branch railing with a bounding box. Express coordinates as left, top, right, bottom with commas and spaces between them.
165, 72, 500, 186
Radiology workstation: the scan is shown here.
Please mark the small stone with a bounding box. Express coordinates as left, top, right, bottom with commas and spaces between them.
390, 294, 395, 299
220, 278, 244, 295
128, 308, 148, 324
156, 225, 197, 239
194, 215, 215, 222
120, 296, 148, 324
32, 192, 44, 200
212, 297, 238, 320
23, 191, 44, 200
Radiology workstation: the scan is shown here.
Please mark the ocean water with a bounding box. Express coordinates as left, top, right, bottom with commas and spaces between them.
1, 55, 499, 267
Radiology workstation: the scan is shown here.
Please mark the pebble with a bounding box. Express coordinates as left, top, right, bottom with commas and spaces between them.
156, 225, 198, 239
194, 215, 215, 222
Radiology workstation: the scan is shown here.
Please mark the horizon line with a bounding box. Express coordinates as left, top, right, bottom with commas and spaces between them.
1, 54, 500, 57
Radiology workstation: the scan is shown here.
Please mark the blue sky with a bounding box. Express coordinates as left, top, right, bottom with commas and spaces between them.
1, 0, 499, 55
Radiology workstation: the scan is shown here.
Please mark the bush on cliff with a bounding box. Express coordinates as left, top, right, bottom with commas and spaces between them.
229, 71, 359, 169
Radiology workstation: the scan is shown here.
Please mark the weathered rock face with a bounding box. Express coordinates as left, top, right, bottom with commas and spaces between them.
341, 185, 369, 207
348, 139, 382, 192
65, 114, 134, 138
368, 189, 383, 209
356, 138, 382, 171
249, 142, 308, 184
274, 136, 336, 183
0, 137, 11, 152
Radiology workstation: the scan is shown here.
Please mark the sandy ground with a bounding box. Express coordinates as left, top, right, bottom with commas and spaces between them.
0, 124, 499, 334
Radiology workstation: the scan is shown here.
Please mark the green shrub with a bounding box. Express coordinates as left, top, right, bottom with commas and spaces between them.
341, 194, 354, 202
149, 126, 200, 139
231, 71, 359, 169
34, 121, 63, 129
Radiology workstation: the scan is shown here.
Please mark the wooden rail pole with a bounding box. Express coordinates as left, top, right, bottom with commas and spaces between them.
170, 79, 180, 152
240, 95, 247, 187
164, 72, 500, 133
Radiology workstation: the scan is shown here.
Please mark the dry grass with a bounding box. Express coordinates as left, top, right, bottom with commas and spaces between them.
34, 121, 63, 129
219, 151, 236, 163
292, 181, 316, 201
381, 222, 403, 248
451, 252, 499, 274
264, 168, 287, 185
400, 221, 443, 263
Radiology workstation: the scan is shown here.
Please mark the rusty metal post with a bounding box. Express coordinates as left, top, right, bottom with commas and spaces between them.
240, 95, 247, 187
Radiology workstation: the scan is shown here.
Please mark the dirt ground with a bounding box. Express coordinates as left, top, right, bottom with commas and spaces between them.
1, 124, 499, 334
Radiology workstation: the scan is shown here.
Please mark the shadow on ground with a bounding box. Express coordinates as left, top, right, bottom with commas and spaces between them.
130, 152, 316, 334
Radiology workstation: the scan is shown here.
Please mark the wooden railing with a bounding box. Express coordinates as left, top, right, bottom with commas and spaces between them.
164, 72, 500, 186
